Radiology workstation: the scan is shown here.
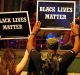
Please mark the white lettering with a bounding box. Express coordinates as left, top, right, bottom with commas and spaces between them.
57, 7, 72, 12
40, 7, 56, 12
0, 18, 11, 23
45, 14, 66, 19
3, 25, 23, 30
12, 17, 27, 22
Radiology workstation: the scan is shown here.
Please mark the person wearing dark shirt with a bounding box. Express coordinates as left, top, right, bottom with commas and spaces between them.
27, 21, 79, 75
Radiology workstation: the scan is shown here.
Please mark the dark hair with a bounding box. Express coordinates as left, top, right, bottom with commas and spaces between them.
47, 42, 58, 50
0, 48, 17, 75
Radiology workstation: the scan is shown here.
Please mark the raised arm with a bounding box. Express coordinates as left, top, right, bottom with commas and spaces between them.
71, 22, 80, 54
27, 21, 41, 51
15, 21, 41, 74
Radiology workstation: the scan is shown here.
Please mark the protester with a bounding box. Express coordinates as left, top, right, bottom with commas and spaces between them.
0, 22, 40, 75
41, 22, 80, 75
0, 48, 29, 75
27, 21, 41, 75
27, 21, 79, 75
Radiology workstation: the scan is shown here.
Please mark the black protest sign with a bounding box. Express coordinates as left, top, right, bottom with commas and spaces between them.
37, 1, 75, 30
0, 11, 31, 39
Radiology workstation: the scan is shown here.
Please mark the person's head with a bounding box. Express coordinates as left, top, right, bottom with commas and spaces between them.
46, 33, 58, 54
0, 48, 16, 75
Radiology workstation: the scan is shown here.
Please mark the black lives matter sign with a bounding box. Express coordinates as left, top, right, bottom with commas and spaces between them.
0, 11, 31, 39
37, 1, 75, 30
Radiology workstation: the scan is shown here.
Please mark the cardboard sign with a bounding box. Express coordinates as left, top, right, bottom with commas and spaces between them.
0, 11, 31, 39
37, 1, 76, 30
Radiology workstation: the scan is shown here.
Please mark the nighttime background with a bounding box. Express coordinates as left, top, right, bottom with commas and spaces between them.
0, 0, 80, 50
